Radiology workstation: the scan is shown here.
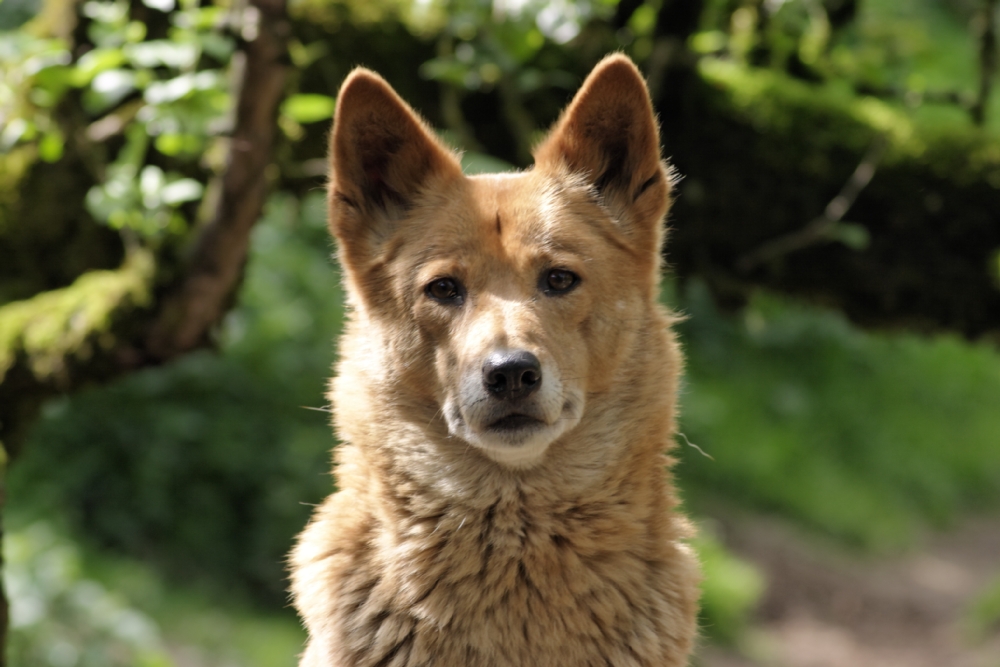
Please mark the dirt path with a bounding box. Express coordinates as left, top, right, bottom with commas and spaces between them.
697, 513, 1000, 667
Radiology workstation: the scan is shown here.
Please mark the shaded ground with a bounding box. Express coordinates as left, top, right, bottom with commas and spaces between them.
699, 513, 1000, 667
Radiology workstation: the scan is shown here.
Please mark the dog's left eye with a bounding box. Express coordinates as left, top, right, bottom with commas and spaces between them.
425, 277, 464, 305
542, 269, 579, 295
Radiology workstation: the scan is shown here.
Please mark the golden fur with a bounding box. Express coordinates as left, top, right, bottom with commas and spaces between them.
290, 54, 700, 667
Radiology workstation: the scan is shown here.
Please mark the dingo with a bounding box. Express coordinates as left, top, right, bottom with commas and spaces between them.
290, 54, 700, 667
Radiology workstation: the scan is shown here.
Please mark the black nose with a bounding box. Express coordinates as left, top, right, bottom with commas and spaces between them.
483, 350, 542, 401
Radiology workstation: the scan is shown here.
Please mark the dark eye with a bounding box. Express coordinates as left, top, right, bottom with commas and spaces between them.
425, 277, 464, 305
542, 269, 579, 295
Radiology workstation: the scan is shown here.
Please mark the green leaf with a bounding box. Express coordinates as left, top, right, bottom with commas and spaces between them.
143, 70, 222, 104
124, 20, 147, 43
280, 94, 336, 124
0, 118, 35, 150
197, 31, 234, 62
30, 64, 75, 106
38, 130, 64, 162
23, 45, 72, 76
124, 40, 198, 69
288, 40, 328, 69
629, 3, 657, 36
154, 133, 203, 157
140, 165, 166, 209
160, 178, 203, 205
82, 0, 128, 24
172, 5, 226, 30
141, 0, 175, 12
829, 222, 871, 251
690, 30, 728, 55
73, 47, 127, 84
86, 68, 137, 112
419, 58, 471, 87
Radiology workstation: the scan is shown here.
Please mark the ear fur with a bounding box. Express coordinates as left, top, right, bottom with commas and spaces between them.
328, 68, 463, 254
533, 54, 671, 247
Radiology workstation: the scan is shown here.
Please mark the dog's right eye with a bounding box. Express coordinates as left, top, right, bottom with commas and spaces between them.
542, 268, 580, 295
425, 277, 464, 305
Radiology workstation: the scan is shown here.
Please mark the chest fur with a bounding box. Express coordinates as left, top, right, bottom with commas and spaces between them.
299, 493, 694, 667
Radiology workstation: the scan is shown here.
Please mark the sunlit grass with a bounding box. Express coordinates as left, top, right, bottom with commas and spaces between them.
674, 281, 1000, 551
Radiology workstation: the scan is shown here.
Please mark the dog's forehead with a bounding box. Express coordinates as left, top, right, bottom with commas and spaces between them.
399, 171, 628, 276
463, 172, 606, 247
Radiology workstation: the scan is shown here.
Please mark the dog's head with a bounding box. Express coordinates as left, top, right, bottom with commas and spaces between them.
328, 55, 673, 469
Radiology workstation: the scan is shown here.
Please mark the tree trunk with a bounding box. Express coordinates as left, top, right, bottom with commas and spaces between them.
0, 0, 289, 656
146, 0, 290, 359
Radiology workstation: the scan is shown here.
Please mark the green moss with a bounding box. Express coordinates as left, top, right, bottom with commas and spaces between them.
0, 146, 36, 230
697, 58, 1000, 184
699, 59, 911, 151
0, 249, 154, 382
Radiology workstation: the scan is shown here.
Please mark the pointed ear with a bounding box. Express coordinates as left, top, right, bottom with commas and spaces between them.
533, 54, 672, 247
328, 68, 462, 253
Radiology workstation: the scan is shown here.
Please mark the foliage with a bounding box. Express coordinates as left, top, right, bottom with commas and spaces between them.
13, 188, 1000, 653
693, 524, 765, 645
1, 0, 232, 239
966, 571, 1000, 640
697, 0, 994, 122
8, 183, 766, 645
0, 248, 153, 381
698, 57, 1000, 184
72, 535, 305, 667
9, 191, 340, 606
674, 280, 1000, 551
4, 0, 1000, 658
6, 522, 172, 667
6, 520, 309, 667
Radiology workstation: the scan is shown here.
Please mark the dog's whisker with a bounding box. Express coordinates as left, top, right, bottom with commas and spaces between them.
677, 432, 714, 460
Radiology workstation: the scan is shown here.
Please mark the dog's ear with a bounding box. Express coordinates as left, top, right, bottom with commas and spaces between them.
534, 54, 671, 248
328, 68, 463, 256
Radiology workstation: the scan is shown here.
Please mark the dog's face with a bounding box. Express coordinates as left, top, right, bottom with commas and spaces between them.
328, 56, 671, 468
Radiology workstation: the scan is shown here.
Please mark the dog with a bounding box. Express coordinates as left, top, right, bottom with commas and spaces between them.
290, 53, 700, 667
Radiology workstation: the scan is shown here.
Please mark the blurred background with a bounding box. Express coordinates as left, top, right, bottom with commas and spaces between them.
2, 0, 1000, 665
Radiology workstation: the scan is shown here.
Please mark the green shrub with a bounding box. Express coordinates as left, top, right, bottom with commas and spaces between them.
966, 572, 1000, 639
10, 191, 341, 606
694, 524, 765, 645
7, 522, 173, 667
674, 281, 1000, 551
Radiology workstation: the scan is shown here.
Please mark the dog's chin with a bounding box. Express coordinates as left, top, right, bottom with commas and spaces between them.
444, 408, 577, 468
477, 416, 570, 467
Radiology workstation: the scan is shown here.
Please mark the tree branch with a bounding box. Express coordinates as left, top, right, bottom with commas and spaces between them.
146, 0, 290, 359
0, 0, 289, 451
737, 135, 887, 271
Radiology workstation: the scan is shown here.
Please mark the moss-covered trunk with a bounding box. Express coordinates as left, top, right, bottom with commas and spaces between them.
0, 0, 290, 656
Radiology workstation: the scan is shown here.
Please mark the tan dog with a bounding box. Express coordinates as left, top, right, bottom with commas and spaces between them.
290, 54, 700, 667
